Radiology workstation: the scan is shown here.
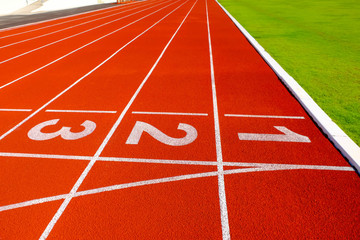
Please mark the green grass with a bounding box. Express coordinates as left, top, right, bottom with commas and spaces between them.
218, 0, 360, 145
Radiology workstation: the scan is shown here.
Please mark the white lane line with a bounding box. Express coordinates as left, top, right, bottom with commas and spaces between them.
0, 108, 32, 112
46, 109, 117, 114
0, 0, 144, 33
0, 151, 353, 171
206, 1, 230, 239
0, 151, 216, 165
0, 170, 219, 213
91, 157, 355, 171
0, 0, 185, 141
0, 0, 169, 64
0, 0, 162, 49
223, 162, 354, 171
1, 163, 353, 213
40, 1, 196, 238
78, 164, 354, 198
260, 164, 354, 171
76, 170, 219, 197
0, 152, 92, 160
99, 157, 354, 171
0, 0, 179, 91
224, 114, 305, 119
0, 0, 144, 40
0, 194, 69, 213
132, 111, 208, 116
99, 156, 218, 165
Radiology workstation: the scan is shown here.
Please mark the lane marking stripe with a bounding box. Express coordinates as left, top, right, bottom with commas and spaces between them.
224, 114, 305, 119
0, 165, 353, 213
40, 1, 196, 238
99, 158, 354, 170
46, 110, 117, 114
206, 0, 230, 239
0, 0, 177, 91
132, 111, 208, 116
0, 108, 32, 112
0, 0, 183, 141
0, 151, 353, 170
0, 152, 92, 160
0, 194, 69, 213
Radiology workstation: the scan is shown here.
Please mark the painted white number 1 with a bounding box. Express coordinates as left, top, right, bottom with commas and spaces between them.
126, 121, 197, 146
238, 126, 310, 143
28, 119, 96, 141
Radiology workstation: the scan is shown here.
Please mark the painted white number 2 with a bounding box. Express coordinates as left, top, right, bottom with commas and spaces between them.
238, 126, 310, 143
28, 119, 96, 141
126, 121, 197, 146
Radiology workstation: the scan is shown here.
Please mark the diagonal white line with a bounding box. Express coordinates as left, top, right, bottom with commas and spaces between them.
75, 164, 355, 198
132, 111, 208, 116
0, 0, 178, 91
222, 161, 354, 170
0, 0, 143, 40
254, 164, 354, 171
0, 194, 68, 213
0, 151, 353, 171
0, 0, 170, 65
0, 170, 220, 213
1, 163, 352, 213
0, 0, 184, 141
75, 170, 219, 197
0, 0, 164, 49
224, 114, 305, 119
98, 157, 355, 171
40, 1, 197, 238
205, 0, 230, 239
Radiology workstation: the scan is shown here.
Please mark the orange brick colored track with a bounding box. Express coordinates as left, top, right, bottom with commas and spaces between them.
0, 0, 359, 239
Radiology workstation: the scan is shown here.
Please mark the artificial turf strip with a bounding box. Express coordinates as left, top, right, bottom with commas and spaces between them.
218, 0, 360, 145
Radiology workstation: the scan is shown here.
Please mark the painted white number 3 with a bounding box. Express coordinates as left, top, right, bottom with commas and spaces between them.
126, 121, 197, 146
28, 119, 96, 141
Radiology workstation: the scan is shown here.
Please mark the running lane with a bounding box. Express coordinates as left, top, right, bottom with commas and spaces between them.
61, 0, 223, 238
207, 0, 360, 238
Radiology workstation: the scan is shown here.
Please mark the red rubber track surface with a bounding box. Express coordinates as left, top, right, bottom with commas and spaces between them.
0, 0, 359, 239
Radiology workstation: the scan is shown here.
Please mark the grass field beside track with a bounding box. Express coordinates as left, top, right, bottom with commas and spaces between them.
219, 0, 360, 145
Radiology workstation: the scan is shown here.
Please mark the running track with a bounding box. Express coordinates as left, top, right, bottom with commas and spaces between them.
0, 0, 359, 239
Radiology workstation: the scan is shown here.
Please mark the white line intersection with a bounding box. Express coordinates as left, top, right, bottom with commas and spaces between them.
0, 152, 353, 214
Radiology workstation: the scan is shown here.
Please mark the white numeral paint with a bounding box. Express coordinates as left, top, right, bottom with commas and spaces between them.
28, 119, 96, 141
238, 126, 311, 143
126, 121, 197, 146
